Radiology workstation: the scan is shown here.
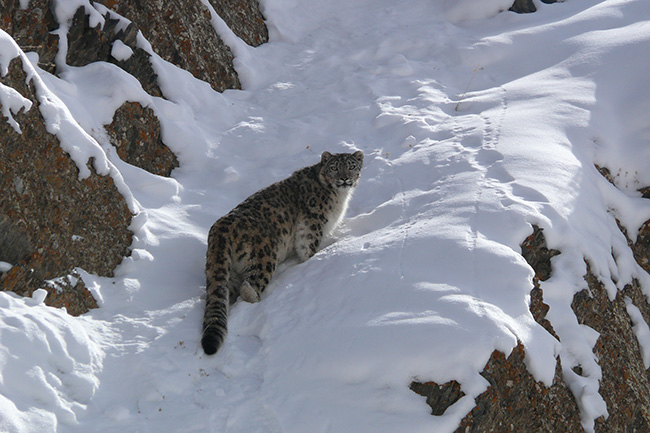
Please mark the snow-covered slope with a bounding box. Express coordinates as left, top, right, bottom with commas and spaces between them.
2, 0, 650, 432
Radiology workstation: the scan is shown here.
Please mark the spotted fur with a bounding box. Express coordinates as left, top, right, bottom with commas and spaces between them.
201, 151, 364, 355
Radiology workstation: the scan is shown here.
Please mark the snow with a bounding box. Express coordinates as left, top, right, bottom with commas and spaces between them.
0, 32, 32, 134
1, 0, 650, 432
110, 40, 133, 62
0, 290, 104, 433
625, 297, 650, 369
443, 0, 515, 23
0, 80, 31, 134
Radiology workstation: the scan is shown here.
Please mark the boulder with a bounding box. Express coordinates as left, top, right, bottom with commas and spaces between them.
105, 101, 179, 177
510, 0, 558, 14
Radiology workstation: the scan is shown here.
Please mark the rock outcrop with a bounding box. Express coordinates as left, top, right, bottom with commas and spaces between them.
207, 0, 269, 47
65, 6, 163, 97
0, 0, 269, 312
455, 343, 583, 432
97, 0, 242, 93
413, 222, 650, 431
105, 102, 178, 177
410, 380, 464, 416
0, 56, 132, 315
573, 271, 650, 431
411, 225, 584, 431
510, 0, 558, 14
0, 0, 58, 73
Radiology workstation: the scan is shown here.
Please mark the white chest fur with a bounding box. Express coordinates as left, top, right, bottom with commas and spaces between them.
323, 186, 355, 236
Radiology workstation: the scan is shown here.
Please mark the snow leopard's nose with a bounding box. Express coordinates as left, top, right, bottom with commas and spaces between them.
336, 178, 354, 187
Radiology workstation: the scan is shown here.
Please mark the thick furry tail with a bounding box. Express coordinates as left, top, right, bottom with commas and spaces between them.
201, 282, 229, 355
202, 228, 232, 355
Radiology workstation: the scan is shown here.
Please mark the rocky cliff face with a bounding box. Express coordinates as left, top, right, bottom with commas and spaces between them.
207, 0, 269, 47
0, 55, 131, 315
96, 0, 243, 93
0, 0, 58, 73
64, 4, 163, 97
2, 1, 650, 431
0, 0, 269, 314
412, 217, 650, 432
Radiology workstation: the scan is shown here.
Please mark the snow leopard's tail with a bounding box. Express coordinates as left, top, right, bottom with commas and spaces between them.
201, 226, 233, 355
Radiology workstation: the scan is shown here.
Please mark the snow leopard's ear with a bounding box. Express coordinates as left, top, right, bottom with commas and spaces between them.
321, 151, 333, 163
352, 150, 363, 164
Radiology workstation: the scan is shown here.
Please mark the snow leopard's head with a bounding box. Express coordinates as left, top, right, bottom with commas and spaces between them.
319, 150, 364, 189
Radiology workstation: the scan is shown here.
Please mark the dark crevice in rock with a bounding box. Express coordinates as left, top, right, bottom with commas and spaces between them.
616, 217, 650, 276
529, 286, 560, 341
455, 343, 583, 432
630, 221, 650, 275
410, 380, 464, 416
509, 0, 537, 14
521, 225, 561, 339
105, 102, 179, 177
521, 225, 560, 282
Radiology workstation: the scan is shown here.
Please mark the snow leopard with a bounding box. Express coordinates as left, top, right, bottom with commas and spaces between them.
201, 151, 364, 355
